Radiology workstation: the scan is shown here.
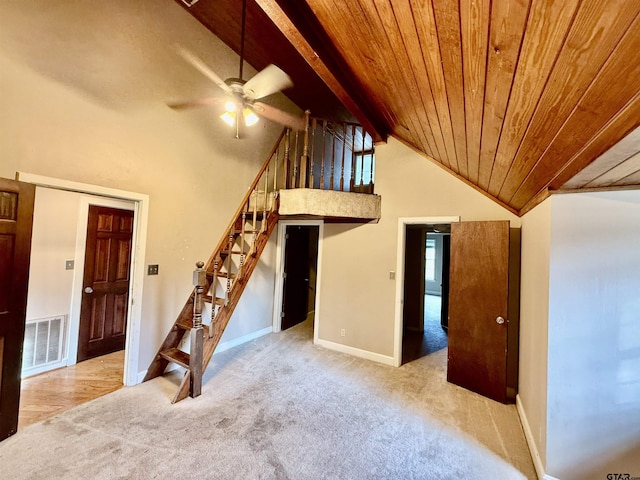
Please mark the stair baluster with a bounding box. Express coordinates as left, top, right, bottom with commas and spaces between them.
340, 123, 347, 191
320, 120, 327, 189
350, 124, 357, 192
330, 124, 336, 190
299, 110, 310, 188
210, 257, 219, 337
225, 228, 234, 306
238, 211, 247, 277
262, 165, 269, 232
309, 117, 317, 189
283, 129, 291, 189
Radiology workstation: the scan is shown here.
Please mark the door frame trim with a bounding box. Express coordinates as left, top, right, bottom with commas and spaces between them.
16, 172, 149, 387
393, 216, 459, 367
272, 219, 324, 344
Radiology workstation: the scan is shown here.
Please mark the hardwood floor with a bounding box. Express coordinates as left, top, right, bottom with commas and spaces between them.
18, 350, 124, 429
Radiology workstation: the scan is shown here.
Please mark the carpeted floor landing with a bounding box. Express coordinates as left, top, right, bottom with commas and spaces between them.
0, 320, 536, 479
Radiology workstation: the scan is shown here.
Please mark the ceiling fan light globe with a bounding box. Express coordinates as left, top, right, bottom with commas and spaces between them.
224, 101, 237, 112
243, 109, 259, 127
220, 111, 236, 126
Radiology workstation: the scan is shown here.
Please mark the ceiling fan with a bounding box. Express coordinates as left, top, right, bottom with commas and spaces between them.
168, 0, 305, 137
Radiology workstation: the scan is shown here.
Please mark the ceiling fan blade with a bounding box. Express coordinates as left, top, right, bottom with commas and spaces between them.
167, 97, 224, 110
243, 64, 293, 100
253, 102, 306, 131
175, 46, 233, 95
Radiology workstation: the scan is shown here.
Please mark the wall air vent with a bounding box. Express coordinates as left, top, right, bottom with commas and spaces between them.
22, 315, 67, 377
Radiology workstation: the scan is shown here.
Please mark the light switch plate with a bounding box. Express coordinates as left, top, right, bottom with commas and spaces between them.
65, 260, 74, 270
389, 270, 395, 280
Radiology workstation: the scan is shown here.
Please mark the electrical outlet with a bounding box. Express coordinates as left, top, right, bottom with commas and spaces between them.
65, 260, 74, 270
340, 328, 346, 337
148, 264, 159, 275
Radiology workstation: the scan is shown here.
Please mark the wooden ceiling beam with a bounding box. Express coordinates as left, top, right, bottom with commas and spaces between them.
255, 0, 388, 143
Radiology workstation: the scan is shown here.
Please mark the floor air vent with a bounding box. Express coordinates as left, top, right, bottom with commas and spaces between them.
22, 315, 67, 375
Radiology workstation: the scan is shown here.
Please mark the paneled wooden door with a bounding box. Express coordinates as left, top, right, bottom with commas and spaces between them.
77, 206, 133, 362
447, 221, 512, 403
0, 178, 35, 441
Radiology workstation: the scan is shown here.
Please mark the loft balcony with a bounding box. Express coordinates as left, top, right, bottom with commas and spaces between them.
255, 115, 381, 224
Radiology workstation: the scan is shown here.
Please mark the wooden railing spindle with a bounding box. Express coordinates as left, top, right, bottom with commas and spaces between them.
330, 124, 336, 190
350, 124, 356, 192
300, 110, 310, 188
210, 257, 219, 337
284, 129, 291, 189
238, 211, 246, 278
263, 166, 269, 232
309, 118, 317, 188
340, 123, 346, 191
360, 126, 365, 189
225, 229, 234, 305
293, 130, 299, 188
320, 120, 327, 189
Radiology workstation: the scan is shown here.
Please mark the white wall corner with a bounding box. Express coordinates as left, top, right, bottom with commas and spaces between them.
516, 394, 547, 480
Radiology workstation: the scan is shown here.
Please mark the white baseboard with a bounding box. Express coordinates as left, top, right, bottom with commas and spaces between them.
135, 326, 273, 384
315, 338, 395, 366
215, 326, 273, 354
516, 394, 556, 480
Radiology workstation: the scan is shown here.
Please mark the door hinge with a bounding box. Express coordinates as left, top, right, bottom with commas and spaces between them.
280, 311, 285, 318
283, 272, 287, 279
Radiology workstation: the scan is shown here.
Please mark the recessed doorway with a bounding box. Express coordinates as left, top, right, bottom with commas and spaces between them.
273, 220, 323, 342
401, 224, 451, 364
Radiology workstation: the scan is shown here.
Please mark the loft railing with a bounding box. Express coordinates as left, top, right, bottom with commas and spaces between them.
276, 112, 376, 194
219, 114, 376, 236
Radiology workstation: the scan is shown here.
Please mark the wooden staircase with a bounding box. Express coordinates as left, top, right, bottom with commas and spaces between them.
143, 114, 377, 403
142, 135, 282, 403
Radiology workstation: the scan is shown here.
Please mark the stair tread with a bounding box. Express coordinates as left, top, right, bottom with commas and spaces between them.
204, 295, 225, 306
176, 318, 214, 330
159, 348, 190, 369
220, 249, 244, 255
208, 271, 237, 279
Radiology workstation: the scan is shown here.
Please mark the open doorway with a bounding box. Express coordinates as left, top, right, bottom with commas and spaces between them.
401, 224, 451, 364
15, 174, 148, 427
273, 220, 323, 342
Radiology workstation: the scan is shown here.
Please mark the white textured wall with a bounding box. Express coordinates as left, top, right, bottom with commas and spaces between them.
518, 198, 551, 472
0, 0, 297, 377
547, 191, 640, 479
317, 137, 519, 357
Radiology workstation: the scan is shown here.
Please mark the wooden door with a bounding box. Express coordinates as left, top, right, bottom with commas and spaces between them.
281, 226, 311, 330
0, 178, 35, 441
447, 221, 511, 403
77, 206, 133, 362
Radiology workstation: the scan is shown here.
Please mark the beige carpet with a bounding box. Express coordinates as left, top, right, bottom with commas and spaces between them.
0, 320, 536, 479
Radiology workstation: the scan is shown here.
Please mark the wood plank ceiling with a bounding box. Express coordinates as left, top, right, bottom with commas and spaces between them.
179, 0, 640, 215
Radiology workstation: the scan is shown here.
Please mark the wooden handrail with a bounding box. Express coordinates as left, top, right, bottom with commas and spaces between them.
204, 129, 286, 269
